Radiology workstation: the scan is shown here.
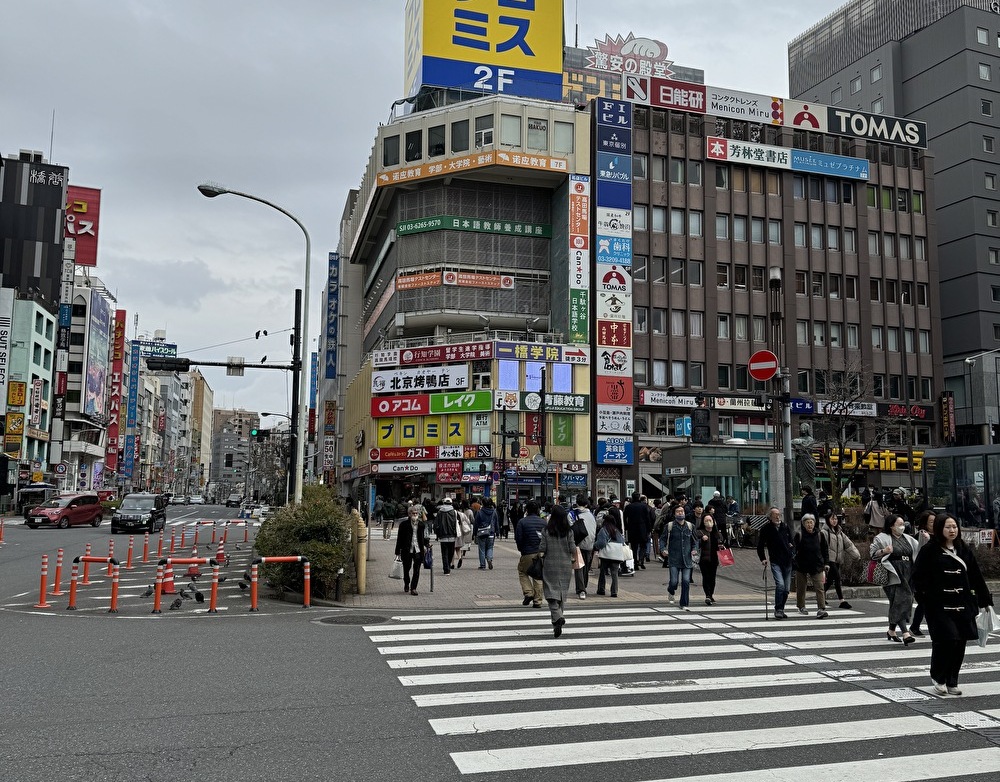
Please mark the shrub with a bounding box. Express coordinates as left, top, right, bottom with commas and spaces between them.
973, 543, 1000, 579
254, 484, 351, 599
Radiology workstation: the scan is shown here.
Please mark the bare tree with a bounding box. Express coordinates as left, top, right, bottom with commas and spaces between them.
806, 359, 892, 513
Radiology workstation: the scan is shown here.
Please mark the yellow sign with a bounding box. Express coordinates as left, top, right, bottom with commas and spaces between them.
5, 412, 24, 436
399, 417, 419, 447
423, 416, 443, 445
7, 381, 26, 408
376, 419, 396, 447
416, 0, 563, 93
3, 434, 20, 458
446, 414, 466, 445
377, 150, 568, 188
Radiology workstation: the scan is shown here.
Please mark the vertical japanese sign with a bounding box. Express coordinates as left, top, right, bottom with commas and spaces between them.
406, 0, 563, 101
106, 309, 126, 471
593, 100, 634, 465
0, 287, 13, 417
64, 185, 101, 267
309, 351, 318, 439
568, 175, 590, 344
29, 379, 43, 427
83, 292, 111, 419
326, 252, 339, 380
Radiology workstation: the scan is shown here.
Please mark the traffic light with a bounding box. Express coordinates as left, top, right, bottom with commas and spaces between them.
250, 427, 259, 438
146, 357, 191, 372
250, 428, 270, 442
691, 408, 712, 445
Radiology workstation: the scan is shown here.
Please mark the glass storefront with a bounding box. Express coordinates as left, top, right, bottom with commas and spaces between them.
923, 445, 1000, 528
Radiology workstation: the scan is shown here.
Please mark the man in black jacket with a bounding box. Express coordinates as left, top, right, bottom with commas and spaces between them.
707, 491, 729, 543
758, 507, 796, 619
624, 492, 652, 570
514, 500, 547, 607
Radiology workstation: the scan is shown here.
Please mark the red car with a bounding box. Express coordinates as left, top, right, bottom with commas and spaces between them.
26, 493, 104, 529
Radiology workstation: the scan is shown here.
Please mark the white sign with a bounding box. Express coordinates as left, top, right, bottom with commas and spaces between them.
372, 348, 400, 368
596, 263, 632, 294
815, 400, 878, 417
593, 207, 632, 238
596, 404, 633, 434
597, 291, 631, 321
371, 364, 469, 394
370, 462, 437, 474
597, 346, 632, 376
713, 396, 768, 411
639, 390, 699, 407
707, 87, 780, 124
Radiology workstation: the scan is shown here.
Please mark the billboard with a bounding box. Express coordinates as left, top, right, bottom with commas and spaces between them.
83, 292, 112, 419
0, 288, 13, 417
65, 186, 102, 267
325, 252, 339, 380
106, 309, 127, 471
404, 0, 563, 101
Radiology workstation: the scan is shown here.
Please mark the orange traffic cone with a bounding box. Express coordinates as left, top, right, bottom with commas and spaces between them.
162, 561, 177, 594
215, 542, 225, 565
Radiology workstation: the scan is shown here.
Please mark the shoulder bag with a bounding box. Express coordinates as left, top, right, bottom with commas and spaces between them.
526, 555, 544, 580
717, 546, 735, 567
866, 559, 889, 586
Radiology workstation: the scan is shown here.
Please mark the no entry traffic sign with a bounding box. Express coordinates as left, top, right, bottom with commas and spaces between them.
748, 349, 779, 382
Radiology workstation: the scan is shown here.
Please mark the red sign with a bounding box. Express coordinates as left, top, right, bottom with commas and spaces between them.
436, 461, 463, 482
882, 403, 932, 420
65, 185, 102, 267
748, 350, 779, 382
596, 320, 632, 348
371, 446, 439, 461
106, 309, 126, 471
370, 394, 430, 418
596, 376, 633, 405
623, 75, 707, 113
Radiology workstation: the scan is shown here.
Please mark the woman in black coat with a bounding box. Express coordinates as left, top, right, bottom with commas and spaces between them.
912, 513, 994, 695
696, 514, 722, 605
395, 505, 429, 596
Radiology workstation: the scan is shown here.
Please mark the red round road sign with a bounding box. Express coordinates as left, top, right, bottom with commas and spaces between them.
748, 349, 779, 382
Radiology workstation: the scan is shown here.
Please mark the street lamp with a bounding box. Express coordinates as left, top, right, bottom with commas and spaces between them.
198, 182, 310, 504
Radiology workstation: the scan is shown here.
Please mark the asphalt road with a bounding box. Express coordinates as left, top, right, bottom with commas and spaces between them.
3, 508, 1000, 782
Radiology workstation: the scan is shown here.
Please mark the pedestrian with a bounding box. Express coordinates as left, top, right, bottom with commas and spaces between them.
696, 513, 721, 605
758, 506, 795, 620
538, 504, 578, 638
912, 513, 995, 695
594, 505, 625, 597
793, 514, 829, 618
514, 499, 546, 608
870, 513, 921, 644
707, 491, 729, 544
433, 497, 459, 575
909, 509, 936, 636
660, 503, 696, 609
452, 499, 474, 570
394, 505, 429, 596
473, 498, 500, 569
800, 486, 818, 520
821, 513, 860, 609
572, 494, 597, 599
624, 492, 651, 571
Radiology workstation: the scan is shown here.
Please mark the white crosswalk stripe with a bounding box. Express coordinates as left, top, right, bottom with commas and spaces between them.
362, 603, 1000, 780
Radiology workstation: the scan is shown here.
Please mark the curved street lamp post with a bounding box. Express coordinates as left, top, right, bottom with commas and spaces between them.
198, 183, 310, 504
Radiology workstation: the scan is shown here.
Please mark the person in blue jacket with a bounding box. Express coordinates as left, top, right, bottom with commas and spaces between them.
660, 504, 696, 609
473, 498, 500, 570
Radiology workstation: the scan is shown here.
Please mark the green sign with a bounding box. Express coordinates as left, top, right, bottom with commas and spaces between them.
397, 215, 552, 238
568, 289, 589, 344
520, 392, 590, 414
551, 414, 574, 447
428, 390, 493, 414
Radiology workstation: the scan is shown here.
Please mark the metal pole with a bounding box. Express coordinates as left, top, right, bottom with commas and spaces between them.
782, 370, 794, 528
289, 289, 302, 503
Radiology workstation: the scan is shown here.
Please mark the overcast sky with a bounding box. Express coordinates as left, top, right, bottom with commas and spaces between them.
1, 0, 846, 417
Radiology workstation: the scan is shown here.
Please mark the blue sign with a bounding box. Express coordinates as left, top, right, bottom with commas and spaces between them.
596, 124, 632, 156
134, 340, 178, 358
560, 473, 588, 487
342, 455, 353, 468
596, 435, 634, 465
790, 149, 870, 181
421, 57, 562, 101
790, 398, 815, 415
122, 434, 135, 478
595, 180, 632, 210
597, 153, 632, 183
674, 416, 692, 437
595, 235, 632, 265
326, 252, 339, 380
126, 341, 140, 429
310, 352, 318, 409
504, 468, 517, 478
58, 303, 72, 328
597, 99, 632, 129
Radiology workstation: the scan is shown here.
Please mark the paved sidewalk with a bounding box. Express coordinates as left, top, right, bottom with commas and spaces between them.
334, 530, 776, 611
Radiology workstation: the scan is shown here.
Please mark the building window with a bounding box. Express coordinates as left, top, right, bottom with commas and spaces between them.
500, 114, 521, 146
989, 173, 998, 191
751, 266, 765, 292
985, 136, 995, 153
912, 192, 925, 213
690, 260, 704, 286
981, 63, 993, 82
716, 164, 730, 189
717, 264, 730, 288
671, 361, 687, 387
382, 135, 400, 166
652, 308, 667, 334
873, 375, 885, 397
451, 120, 469, 152
872, 326, 883, 350
871, 279, 883, 302
634, 307, 648, 333
915, 237, 926, 260
751, 217, 765, 244
989, 210, 1000, 228
797, 370, 811, 393
917, 283, 929, 305
829, 275, 841, 299
871, 64, 883, 82
634, 360, 648, 386
526, 117, 548, 150
844, 228, 857, 253
669, 207, 683, 234
688, 161, 703, 186
810, 224, 823, 249
718, 364, 732, 389
883, 233, 896, 257
718, 314, 731, 339
752, 316, 766, 342
812, 272, 825, 298
796, 320, 809, 346
554, 121, 574, 154
428, 125, 446, 157
795, 271, 807, 295
995, 323, 1000, 341
919, 330, 931, 352
794, 223, 806, 247
671, 310, 686, 336
813, 322, 826, 346
847, 324, 859, 348
868, 231, 880, 255
405, 129, 423, 162
690, 311, 704, 337
899, 235, 911, 260
733, 216, 747, 242
827, 226, 840, 250
669, 258, 685, 285
634, 205, 648, 231
851, 75, 862, 94
793, 175, 806, 199
832, 86, 843, 104
846, 276, 858, 299
872, 97, 884, 113
669, 158, 685, 184
632, 255, 648, 281
734, 265, 748, 289
633, 153, 648, 179
983, 99, 994, 117
653, 360, 668, 387
735, 314, 749, 341
716, 214, 730, 240
991, 248, 1000, 265
475, 114, 494, 146
887, 327, 899, 351
979, 27, 990, 45
689, 211, 703, 237
830, 323, 843, 348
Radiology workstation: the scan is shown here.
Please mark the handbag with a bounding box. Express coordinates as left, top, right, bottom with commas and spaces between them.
573, 547, 584, 570
866, 559, 889, 586
717, 546, 735, 567
389, 557, 403, 580
601, 540, 627, 561
976, 606, 999, 648
423, 547, 433, 570
526, 555, 544, 580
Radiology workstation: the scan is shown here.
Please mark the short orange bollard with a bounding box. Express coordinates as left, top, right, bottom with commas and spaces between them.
193, 523, 200, 546
243, 522, 249, 543
125, 536, 135, 570
34, 554, 52, 608
0, 517, 6, 545
107, 539, 115, 576
156, 531, 164, 559
169, 530, 176, 555
303, 561, 311, 609
66, 562, 80, 610
50, 548, 65, 596
249, 562, 259, 612
210, 524, 217, 545
208, 563, 220, 613
180, 526, 187, 549
108, 564, 120, 614
81, 543, 93, 585
67, 556, 121, 611
222, 523, 229, 545
151, 564, 165, 614
248, 556, 310, 611
142, 532, 150, 564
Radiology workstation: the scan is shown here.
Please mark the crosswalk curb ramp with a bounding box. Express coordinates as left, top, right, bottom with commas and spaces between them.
362, 603, 1000, 779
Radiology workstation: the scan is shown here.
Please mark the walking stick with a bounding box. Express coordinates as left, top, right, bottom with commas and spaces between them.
763, 563, 770, 621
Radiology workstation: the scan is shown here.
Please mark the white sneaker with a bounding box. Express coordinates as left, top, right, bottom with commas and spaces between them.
947, 686, 962, 696
668, 594, 676, 605
578, 591, 586, 600
931, 680, 947, 695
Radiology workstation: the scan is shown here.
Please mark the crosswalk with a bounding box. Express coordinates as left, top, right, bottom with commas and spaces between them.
363, 603, 1000, 780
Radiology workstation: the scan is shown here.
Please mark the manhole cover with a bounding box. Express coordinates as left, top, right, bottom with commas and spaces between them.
319, 614, 391, 625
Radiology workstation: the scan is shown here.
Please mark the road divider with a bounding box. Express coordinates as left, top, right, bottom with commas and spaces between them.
249, 556, 310, 612
67, 555, 121, 613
